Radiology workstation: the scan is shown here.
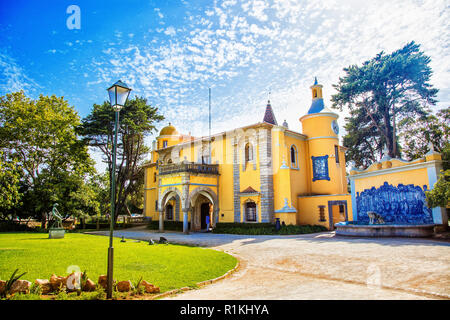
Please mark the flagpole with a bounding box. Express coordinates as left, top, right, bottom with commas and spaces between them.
208, 87, 211, 163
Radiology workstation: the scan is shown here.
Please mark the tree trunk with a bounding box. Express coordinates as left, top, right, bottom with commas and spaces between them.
41, 212, 47, 230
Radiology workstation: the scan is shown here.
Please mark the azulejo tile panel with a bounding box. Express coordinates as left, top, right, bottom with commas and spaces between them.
356, 182, 433, 224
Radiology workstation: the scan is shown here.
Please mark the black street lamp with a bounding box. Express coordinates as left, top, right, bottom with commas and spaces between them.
106, 80, 131, 299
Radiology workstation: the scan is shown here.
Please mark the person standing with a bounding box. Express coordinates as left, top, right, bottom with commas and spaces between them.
205, 214, 210, 231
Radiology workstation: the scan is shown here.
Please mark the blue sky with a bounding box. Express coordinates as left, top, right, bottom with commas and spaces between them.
1, 0, 449, 171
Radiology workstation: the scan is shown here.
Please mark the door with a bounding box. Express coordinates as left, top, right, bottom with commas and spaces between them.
328, 201, 348, 230
200, 203, 210, 230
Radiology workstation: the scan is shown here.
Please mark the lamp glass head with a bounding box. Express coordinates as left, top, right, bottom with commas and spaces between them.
107, 80, 131, 110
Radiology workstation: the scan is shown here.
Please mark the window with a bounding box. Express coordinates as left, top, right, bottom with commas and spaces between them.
163, 140, 168, 148
313, 89, 317, 98
290, 145, 298, 168
245, 143, 253, 162
339, 204, 345, 216
155, 201, 158, 211
153, 172, 157, 182
335, 145, 340, 164
202, 155, 210, 164
318, 205, 326, 222
245, 202, 257, 222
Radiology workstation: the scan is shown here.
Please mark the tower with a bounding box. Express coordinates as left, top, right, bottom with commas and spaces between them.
262, 100, 278, 125
300, 78, 343, 195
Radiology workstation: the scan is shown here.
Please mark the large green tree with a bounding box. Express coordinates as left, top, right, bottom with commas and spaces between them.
331, 41, 438, 168
0, 153, 22, 217
80, 96, 163, 221
0, 91, 97, 222
399, 108, 449, 163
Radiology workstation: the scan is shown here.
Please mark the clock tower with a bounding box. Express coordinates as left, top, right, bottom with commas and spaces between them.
300, 78, 344, 195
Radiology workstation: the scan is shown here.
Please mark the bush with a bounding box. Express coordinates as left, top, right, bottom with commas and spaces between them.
74, 222, 134, 230
0, 221, 45, 233
212, 222, 327, 235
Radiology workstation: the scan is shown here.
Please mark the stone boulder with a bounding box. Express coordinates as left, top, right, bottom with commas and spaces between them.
10, 280, 31, 294
35, 279, 52, 294
49, 274, 67, 291
98, 275, 108, 289
116, 280, 133, 292
141, 280, 160, 294
83, 279, 96, 292
0, 280, 6, 295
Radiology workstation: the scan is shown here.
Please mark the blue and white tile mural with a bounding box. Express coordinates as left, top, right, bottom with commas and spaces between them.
356, 182, 434, 224
311, 155, 330, 181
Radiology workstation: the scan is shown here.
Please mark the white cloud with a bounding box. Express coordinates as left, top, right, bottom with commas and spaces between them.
87, 0, 449, 141
0, 51, 39, 95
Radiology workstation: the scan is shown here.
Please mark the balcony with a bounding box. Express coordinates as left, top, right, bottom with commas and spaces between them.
158, 162, 219, 176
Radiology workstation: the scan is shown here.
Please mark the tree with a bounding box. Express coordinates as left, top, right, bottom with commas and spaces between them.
331, 41, 438, 167
426, 169, 450, 209
0, 91, 96, 222
399, 108, 450, 163
0, 153, 22, 217
80, 96, 164, 222
341, 107, 385, 168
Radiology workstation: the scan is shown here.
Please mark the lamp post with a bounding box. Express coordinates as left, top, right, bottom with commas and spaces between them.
106, 80, 131, 299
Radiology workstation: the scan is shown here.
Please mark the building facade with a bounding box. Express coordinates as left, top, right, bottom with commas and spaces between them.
143, 79, 352, 233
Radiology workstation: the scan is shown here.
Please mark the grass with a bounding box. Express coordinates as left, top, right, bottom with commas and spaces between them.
0, 233, 237, 295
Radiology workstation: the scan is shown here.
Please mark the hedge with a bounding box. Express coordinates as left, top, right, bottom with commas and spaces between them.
212, 222, 328, 235
147, 220, 190, 232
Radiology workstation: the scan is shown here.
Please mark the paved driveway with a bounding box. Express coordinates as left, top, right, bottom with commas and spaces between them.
88, 227, 450, 300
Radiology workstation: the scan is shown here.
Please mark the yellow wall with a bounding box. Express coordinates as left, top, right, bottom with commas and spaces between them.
284, 133, 309, 223
353, 167, 429, 193
298, 194, 352, 229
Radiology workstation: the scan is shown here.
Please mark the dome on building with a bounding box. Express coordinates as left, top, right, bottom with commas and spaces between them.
159, 123, 179, 136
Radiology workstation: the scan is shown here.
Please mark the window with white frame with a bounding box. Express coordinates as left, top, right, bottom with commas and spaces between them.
290, 145, 298, 169
245, 143, 253, 162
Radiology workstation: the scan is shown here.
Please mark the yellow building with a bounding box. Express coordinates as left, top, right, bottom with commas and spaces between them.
143, 78, 352, 233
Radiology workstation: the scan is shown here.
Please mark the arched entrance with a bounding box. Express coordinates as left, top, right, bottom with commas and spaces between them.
188, 187, 218, 232
158, 187, 182, 232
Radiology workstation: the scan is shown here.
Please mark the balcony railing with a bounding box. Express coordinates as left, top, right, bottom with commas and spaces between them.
158, 162, 219, 176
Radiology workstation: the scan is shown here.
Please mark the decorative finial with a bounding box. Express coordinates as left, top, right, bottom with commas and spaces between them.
314, 77, 318, 85
380, 144, 391, 161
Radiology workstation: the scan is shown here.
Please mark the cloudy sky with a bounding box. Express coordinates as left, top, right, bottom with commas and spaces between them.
0, 0, 449, 171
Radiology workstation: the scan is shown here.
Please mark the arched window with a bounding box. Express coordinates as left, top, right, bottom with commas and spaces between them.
290, 145, 298, 169
245, 201, 257, 222
245, 143, 253, 162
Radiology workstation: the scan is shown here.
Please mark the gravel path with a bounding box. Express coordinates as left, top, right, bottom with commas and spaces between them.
88, 227, 450, 300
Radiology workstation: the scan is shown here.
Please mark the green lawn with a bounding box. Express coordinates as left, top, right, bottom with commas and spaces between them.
0, 233, 237, 293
